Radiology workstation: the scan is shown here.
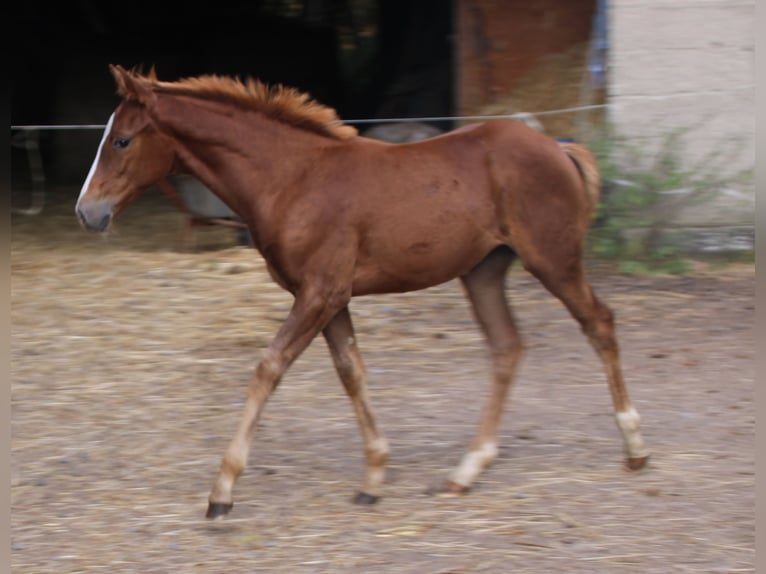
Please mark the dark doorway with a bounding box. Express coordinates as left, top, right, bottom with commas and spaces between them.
11, 1, 454, 186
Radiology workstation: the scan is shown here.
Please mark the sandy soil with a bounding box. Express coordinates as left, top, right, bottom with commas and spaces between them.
11, 189, 754, 573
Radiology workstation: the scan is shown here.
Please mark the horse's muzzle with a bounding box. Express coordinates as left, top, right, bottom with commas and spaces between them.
76, 200, 113, 233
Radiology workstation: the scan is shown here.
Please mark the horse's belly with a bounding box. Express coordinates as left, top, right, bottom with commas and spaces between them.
349, 179, 503, 294
350, 236, 494, 295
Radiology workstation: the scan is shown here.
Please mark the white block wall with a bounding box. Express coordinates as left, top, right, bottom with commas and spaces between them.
608, 0, 754, 204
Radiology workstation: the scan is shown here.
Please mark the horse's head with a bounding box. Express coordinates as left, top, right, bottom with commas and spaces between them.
76, 65, 175, 232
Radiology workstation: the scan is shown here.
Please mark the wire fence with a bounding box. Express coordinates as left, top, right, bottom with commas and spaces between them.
10, 103, 606, 216
9, 103, 609, 132
9, 83, 753, 132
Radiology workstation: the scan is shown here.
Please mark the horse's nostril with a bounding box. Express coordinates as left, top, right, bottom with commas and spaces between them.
97, 213, 111, 231
77, 204, 112, 232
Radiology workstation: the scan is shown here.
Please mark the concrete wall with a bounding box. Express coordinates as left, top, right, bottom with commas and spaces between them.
608, 0, 755, 242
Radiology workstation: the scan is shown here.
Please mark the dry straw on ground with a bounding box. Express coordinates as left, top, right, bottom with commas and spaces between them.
11, 189, 754, 573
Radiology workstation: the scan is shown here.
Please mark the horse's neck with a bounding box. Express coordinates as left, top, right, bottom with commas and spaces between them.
157, 96, 324, 222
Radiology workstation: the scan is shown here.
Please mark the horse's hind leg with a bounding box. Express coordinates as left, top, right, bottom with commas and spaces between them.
323, 306, 389, 503
529, 260, 649, 469
444, 246, 523, 494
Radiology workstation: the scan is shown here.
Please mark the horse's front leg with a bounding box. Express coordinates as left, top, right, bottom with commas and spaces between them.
206, 287, 347, 519
323, 306, 389, 503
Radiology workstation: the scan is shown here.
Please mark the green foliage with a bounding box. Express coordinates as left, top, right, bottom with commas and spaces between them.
585, 127, 751, 275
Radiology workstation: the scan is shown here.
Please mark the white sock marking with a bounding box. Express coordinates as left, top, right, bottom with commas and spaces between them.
616, 407, 649, 459
450, 441, 498, 487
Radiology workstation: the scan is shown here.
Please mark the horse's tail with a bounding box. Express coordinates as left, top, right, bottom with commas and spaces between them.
559, 142, 601, 212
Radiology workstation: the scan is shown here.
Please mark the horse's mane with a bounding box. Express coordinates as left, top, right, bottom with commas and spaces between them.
125, 70, 357, 141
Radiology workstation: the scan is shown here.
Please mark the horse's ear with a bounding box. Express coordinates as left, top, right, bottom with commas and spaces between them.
109, 64, 155, 105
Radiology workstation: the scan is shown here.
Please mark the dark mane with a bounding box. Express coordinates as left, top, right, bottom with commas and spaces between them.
134, 72, 358, 140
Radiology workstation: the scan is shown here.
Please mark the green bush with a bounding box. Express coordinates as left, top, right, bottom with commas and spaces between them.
585, 127, 751, 274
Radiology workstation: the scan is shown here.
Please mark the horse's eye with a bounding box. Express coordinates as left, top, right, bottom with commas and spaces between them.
112, 138, 130, 150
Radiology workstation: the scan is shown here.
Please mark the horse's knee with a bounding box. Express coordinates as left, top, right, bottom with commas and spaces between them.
332, 352, 355, 381
251, 354, 285, 395
331, 348, 365, 397
493, 339, 524, 363
491, 335, 524, 381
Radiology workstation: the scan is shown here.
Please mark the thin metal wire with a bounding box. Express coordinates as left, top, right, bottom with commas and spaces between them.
10, 124, 111, 131
9, 104, 608, 131
345, 105, 607, 124
9, 84, 753, 132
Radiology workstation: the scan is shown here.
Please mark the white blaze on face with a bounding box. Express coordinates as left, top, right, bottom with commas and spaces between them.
77, 113, 115, 207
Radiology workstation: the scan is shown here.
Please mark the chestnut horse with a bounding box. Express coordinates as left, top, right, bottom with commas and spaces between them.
77, 65, 648, 519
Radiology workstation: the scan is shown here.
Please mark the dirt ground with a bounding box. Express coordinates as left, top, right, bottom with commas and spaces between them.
11, 189, 754, 573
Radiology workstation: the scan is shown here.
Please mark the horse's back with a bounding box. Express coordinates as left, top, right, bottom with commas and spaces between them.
326, 119, 594, 294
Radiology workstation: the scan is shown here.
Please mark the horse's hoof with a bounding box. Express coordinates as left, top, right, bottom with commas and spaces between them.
427, 480, 470, 497
353, 491, 380, 505
626, 455, 649, 471
206, 502, 234, 519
